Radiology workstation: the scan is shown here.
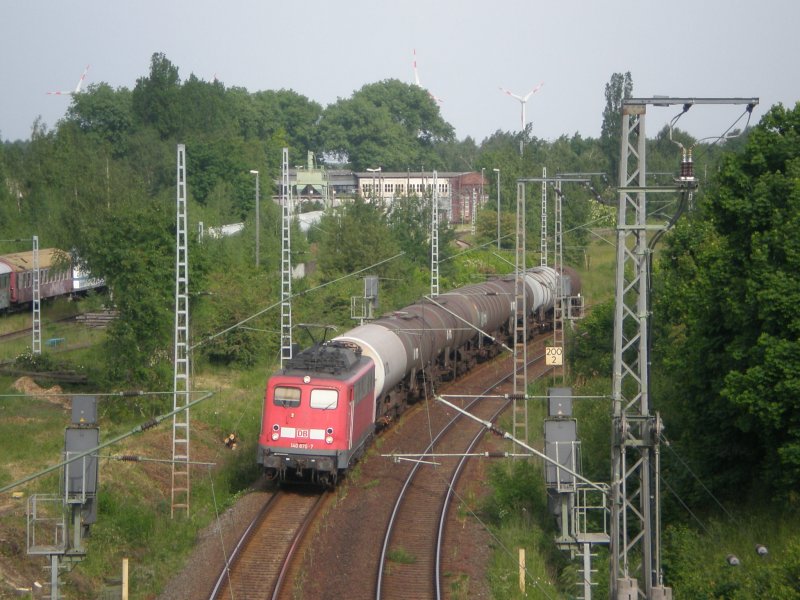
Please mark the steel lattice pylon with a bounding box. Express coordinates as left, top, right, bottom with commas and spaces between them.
32, 236, 41, 355
610, 96, 757, 599
552, 179, 565, 379
431, 171, 440, 298
609, 103, 666, 599
280, 147, 293, 367
512, 182, 528, 444
610, 97, 758, 600
540, 167, 547, 267
171, 144, 191, 518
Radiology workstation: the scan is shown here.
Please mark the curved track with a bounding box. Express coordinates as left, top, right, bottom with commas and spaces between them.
376, 341, 552, 599
209, 490, 326, 600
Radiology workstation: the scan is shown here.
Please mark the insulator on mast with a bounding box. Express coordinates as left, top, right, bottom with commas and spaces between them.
679, 148, 695, 181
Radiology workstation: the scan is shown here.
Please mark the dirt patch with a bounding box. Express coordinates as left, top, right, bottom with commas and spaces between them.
12, 377, 65, 407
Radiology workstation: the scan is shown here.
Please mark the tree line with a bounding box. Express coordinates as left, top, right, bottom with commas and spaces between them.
0, 53, 638, 384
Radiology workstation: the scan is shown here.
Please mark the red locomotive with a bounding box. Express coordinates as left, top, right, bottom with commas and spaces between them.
259, 341, 375, 487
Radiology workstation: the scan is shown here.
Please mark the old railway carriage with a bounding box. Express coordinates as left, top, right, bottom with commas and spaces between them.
0, 249, 73, 310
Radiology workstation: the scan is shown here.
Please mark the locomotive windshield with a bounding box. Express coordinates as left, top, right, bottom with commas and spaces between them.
273, 386, 301, 407
310, 388, 338, 410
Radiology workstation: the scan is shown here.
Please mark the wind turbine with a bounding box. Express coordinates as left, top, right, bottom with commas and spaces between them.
499, 82, 544, 132
500, 82, 543, 155
413, 49, 443, 104
47, 65, 90, 96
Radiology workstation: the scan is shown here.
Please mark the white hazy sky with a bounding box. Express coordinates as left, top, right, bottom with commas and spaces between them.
1, 0, 797, 144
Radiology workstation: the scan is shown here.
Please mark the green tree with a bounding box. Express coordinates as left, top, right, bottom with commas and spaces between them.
318, 79, 454, 170
250, 89, 323, 153
77, 196, 176, 387
132, 52, 182, 139
178, 74, 236, 137
67, 83, 133, 156
317, 197, 400, 276
435, 136, 480, 171
600, 72, 633, 180
387, 194, 430, 265
655, 102, 800, 500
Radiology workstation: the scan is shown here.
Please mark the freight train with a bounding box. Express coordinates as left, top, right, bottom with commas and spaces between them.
0, 248, 104, 312
257, 266, 579, 486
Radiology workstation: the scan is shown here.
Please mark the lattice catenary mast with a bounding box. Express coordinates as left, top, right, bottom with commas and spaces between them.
511, 182, 528, 444
430, 170, 440, 298
540, 167, 547, 267
280, 147, 293, 367
171, 144, 191, 517
32, 236, 41, 355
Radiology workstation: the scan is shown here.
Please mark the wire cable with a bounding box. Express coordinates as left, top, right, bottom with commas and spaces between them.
660, 434, 737, 522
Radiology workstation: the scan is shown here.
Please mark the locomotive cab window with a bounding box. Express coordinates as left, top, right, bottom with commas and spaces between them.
273, 386, 301, 407
310, 388, 338, 410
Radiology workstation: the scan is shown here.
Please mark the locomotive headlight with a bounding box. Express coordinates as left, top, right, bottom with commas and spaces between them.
325, 435, 334, 444
326, 427, 334, 435
271, 432, 280, 441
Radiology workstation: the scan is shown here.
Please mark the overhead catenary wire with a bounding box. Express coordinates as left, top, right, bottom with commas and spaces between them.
660, 433, 737, 522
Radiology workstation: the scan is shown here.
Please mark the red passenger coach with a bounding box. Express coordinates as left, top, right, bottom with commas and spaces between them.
258, 341, 376, 487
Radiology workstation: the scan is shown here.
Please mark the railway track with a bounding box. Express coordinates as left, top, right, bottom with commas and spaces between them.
376, 338, 553, 599
209, 490, 327, 600
0, 312, 104, 343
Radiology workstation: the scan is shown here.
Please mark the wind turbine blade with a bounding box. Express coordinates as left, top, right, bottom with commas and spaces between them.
412, 49, 421, 86
523, 81, 544, 101
499, 87, 524, 102
74, 64, 90, 93
522, 82, 544, 102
